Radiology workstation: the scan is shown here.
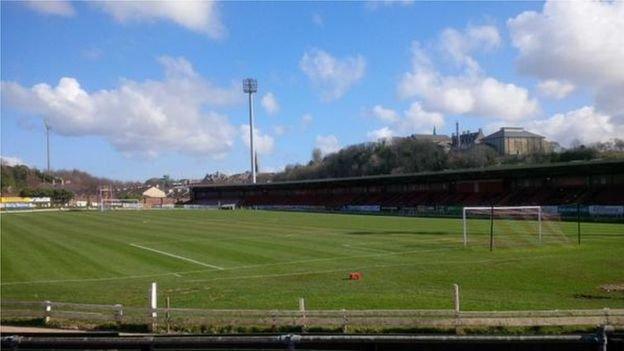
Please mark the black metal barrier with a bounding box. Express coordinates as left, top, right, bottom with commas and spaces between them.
2, 327, 620, 351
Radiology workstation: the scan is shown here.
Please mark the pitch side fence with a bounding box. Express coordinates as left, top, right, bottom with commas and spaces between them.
2, 300, 622, 332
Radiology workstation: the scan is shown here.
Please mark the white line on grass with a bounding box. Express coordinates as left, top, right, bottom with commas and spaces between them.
0, 247, 450, 286
129, 244, 224, 270
0, 251, 572, 286
0, 246, 462, 286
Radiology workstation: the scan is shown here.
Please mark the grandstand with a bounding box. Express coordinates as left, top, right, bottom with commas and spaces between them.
190, 160, 624, 216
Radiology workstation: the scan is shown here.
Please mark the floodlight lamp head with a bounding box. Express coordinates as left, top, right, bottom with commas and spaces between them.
243, 78, 257, 93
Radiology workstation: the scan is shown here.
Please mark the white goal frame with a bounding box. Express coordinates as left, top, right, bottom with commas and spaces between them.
100, 198, 142, 211
462, 206, 542, 246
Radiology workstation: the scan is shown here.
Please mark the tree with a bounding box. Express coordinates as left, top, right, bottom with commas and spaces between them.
449, 145, 498, 169
556, 146, 598, 162
52, 189, 74, 205
311, 148, 323, 164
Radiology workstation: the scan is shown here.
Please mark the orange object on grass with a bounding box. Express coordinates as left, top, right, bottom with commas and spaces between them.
349, 272, 362, 280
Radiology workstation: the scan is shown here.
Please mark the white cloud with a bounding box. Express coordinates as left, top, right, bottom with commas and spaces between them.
82, 47, 103, 61
0, 156, 28, 167
537, 80, 575, 100
315, 135, 341, 155
371, 105, 399, 123
508, 0, 624, 120
24, 0, 75, 16
260, 92, 280, 115
367, 127, 394, 141
528, 106, 624, 147
367, 102, 444, 140
300, 49, 366, 101
439, 25, 501, 69
400, 102, 445, 133
1, 56, 241, 158
301, 113, 314, 127
312, 13, 323, 27
95, 1, 225, 39
273, 125, 287, 136
398, 41, 538, 121
365, 0, 414, 10
239, 125, 275, 155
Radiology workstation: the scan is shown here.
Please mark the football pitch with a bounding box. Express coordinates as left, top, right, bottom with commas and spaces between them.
1, 210, 623, 311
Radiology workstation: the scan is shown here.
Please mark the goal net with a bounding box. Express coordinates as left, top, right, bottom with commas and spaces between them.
462, 206, 569, 248
100, 199, 142, 211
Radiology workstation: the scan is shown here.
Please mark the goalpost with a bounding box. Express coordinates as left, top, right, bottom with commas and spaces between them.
462, 206, 542, 247
98, 185, 142, 211
101, 198, 142, 210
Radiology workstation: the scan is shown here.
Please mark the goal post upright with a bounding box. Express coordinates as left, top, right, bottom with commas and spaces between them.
98, 185, 112, 212
538, 206, 542, 243
462, 207, 467, 247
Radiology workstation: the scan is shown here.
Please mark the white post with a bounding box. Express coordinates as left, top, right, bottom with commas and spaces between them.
99, 187, 104, 212
299, 297, 306, 331
114, 304, 124, 324
538, 206, 542, 243
462, 208, 467, 246
453, 284, 460, 314
299, 297, 305, 313
150, 282, 157, 318
43, 300, 52, 324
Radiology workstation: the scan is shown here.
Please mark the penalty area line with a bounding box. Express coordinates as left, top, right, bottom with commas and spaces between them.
129, 243, 224, 270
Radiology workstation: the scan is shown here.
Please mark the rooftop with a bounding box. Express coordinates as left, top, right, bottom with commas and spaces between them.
484, 127, 545, 139
191, 159, 624, 191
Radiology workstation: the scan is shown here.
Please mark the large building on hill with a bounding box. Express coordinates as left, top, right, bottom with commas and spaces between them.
413, 125, 552, 156
482, 127, 552, 155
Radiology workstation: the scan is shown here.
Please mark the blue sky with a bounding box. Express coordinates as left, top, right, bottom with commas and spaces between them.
2, 1, 623, 181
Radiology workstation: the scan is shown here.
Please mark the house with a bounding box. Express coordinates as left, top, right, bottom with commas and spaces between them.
142, 186, 166, 198
482, 127, 552, 155
141, 186, 175, 208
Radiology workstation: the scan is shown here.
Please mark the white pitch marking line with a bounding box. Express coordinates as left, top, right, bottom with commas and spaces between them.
129, 243, 224, 270
0, 252, 569, 286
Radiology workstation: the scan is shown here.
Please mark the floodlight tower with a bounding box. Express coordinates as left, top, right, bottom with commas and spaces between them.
44, 121, 51, 174
243, 78, 258, 184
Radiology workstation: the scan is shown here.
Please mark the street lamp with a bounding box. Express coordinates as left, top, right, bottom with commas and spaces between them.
243, 78, 258, 184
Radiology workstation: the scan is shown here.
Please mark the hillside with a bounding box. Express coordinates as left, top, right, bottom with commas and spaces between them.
0, 164, 140, 196
272, 136, 624, 182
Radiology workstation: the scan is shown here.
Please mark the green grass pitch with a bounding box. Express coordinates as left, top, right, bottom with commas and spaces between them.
1, 210, 623, 311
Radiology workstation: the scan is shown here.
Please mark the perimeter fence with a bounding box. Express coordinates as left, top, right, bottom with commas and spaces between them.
2, 300, 622, 333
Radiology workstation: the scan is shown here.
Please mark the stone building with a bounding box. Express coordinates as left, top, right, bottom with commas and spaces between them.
482, 127, 552, 155
452, 129, 485, 150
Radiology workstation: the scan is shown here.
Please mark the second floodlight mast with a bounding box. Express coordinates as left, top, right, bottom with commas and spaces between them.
243, 78, 258, 184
